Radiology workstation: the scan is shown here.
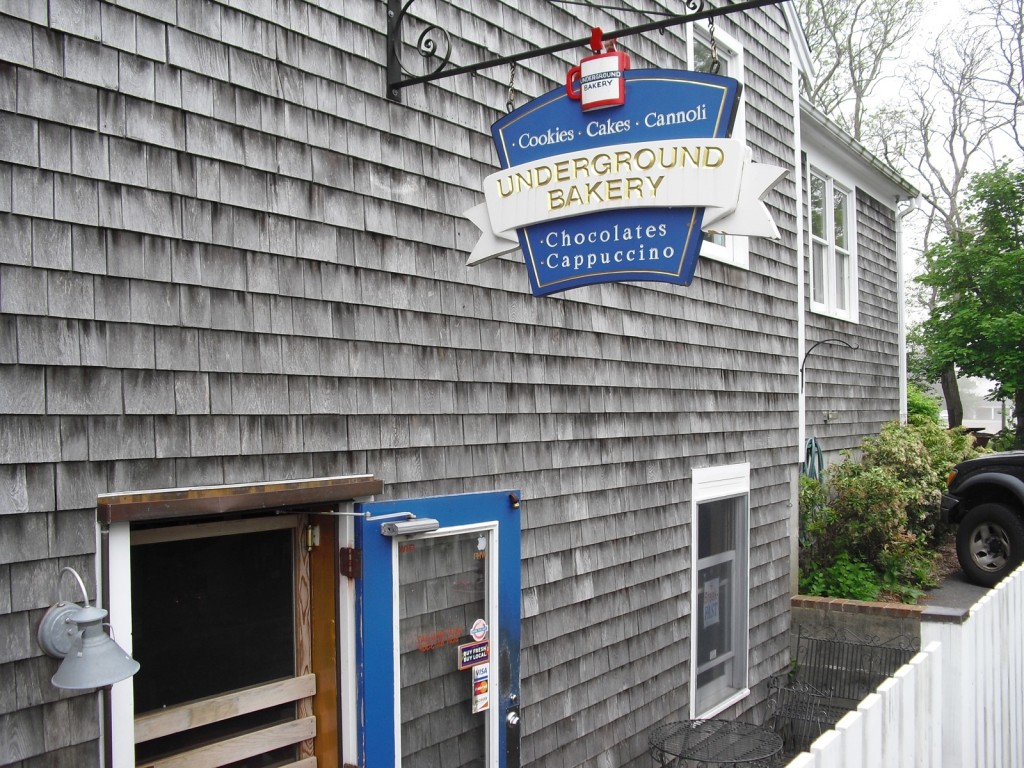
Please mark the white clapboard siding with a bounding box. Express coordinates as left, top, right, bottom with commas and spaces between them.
786, 564, 1024, 767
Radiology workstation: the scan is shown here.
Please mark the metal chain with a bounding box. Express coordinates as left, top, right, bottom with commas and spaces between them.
506, 61, 517, 113
707, 16, 721, 74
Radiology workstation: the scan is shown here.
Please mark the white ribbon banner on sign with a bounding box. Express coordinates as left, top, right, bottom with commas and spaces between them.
465, 138, 786, 266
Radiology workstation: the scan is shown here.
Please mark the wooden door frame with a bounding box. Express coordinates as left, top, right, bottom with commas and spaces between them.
98, 474, 383, 768
310, 514, 340, 768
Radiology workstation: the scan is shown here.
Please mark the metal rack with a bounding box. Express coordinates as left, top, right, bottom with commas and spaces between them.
385, 0, 788, 101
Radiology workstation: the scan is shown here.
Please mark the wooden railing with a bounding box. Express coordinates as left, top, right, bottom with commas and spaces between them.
134, 674, 317, 768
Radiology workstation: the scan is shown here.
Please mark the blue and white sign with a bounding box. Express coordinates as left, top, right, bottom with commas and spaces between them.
465, 70, 786, 297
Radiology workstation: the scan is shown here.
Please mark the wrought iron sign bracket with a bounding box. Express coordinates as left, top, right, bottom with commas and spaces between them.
386, 0, 787, 103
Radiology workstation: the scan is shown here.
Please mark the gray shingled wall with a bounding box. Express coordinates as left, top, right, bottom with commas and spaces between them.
804, 188, 901, 465
0, 2, 798, 766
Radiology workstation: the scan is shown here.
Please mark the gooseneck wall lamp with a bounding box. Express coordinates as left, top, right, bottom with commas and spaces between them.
36, 567, 140, 690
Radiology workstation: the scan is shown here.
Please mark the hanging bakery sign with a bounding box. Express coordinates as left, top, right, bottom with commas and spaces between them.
464, 50, 786, 297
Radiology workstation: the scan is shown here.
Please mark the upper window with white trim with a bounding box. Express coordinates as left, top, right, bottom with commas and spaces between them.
809, 167, 857, 320
689, 24, 749, 270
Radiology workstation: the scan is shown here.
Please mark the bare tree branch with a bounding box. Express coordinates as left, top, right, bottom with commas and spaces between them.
798, 0, 1023, 418
798, 0, 923, 139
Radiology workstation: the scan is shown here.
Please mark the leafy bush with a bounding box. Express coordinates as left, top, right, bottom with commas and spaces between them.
989, 430, 1017, 452
800, 553, 881, 601
857, 420, 979, 542
907, 382, 941, 425
799, 419, 984, 603
826, 462, 916, 564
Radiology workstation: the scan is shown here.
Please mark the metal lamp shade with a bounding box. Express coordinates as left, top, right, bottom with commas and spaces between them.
49, 605, 140, 690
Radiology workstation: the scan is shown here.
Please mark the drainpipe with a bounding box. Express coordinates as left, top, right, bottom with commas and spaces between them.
790, 38, 806, 597
896, 199, 918, 424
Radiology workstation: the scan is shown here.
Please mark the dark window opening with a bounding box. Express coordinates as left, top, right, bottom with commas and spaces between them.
131, 527, 296, 764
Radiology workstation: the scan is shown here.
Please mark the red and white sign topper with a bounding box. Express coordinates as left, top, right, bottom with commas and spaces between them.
566, 29, 629, 111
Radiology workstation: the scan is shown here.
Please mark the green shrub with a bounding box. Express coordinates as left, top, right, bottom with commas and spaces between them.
989, 430, 1017, 452
880, 547, 935, 603
800, 553, 881, 601
907, 382, 941, 425
827, 461, 919, 565
798, 419, 984, 603
858, 420, 980, 542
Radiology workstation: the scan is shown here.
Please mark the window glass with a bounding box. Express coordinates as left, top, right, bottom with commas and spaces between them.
833, 188, 848, 249
808, 166, 856, 320
690, 463, 750, 719
812, 242, 827, 305
836, 250, 849, 312
398, 531, 489, 767
694, 39, 727, 75
698, 498, 737, 555
693, 494, 749, 716
810, 175, 826, 239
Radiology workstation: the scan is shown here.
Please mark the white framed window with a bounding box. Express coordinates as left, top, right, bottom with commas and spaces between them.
690, 463, 750, 718
688, 23, 749, 270
809, 166, 857, 320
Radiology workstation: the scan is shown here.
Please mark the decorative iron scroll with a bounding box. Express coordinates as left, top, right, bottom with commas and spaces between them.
387, 0, 452, 87
385, 0, 788, 102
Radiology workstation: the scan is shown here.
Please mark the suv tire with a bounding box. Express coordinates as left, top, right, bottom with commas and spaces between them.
955, 502, 1024, 587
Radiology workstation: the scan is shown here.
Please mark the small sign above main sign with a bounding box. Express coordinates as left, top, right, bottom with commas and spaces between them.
465, 69, 786, 297
566, 45, 630, 111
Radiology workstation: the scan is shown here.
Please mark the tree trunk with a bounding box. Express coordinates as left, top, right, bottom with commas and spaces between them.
940, 363, 963, 427
1016, 388, 1024, 449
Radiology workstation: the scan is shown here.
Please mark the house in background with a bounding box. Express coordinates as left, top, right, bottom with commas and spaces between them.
945, 376, 1012, 436
0, 2, 913, 767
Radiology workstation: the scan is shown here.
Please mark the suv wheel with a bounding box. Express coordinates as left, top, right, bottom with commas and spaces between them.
955, 503, 1024, 587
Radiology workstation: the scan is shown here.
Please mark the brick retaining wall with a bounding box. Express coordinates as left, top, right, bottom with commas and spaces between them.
791, 595, 925, 649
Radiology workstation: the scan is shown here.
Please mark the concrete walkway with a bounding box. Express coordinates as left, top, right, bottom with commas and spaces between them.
919, 570, 990, 619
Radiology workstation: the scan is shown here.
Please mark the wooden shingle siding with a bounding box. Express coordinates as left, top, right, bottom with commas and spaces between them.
0, 1, 801, 765
804, 189, 902, 464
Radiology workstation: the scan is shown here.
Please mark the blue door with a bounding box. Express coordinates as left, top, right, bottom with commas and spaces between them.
354, 490, 522, 768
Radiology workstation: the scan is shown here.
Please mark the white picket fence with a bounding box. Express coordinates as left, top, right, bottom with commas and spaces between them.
786, 564, 1024, 768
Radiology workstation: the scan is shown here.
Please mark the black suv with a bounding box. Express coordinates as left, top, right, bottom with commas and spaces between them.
942, 451, 1024, 587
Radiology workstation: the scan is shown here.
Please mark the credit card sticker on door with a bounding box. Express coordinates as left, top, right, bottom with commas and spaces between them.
472, 663, 490, 713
